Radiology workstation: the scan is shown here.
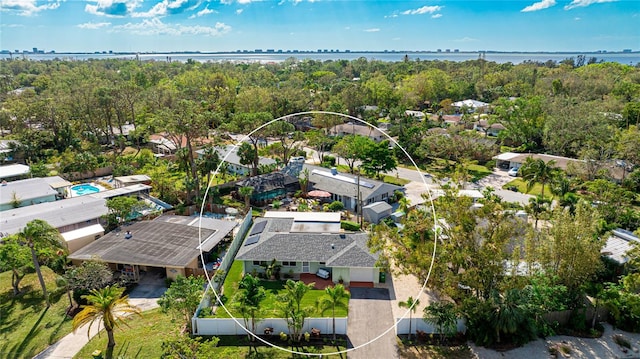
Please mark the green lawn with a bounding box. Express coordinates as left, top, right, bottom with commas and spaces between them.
503, 179, 554, 200
383, 175, 410, 186
74, 308, 175, 359
214, 261, 348, 319
466, 164, 493, 182
0, 267, 74, 359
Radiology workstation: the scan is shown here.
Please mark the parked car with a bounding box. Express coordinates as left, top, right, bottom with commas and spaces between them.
508, 167, 520, 177
316, 268, 330, 279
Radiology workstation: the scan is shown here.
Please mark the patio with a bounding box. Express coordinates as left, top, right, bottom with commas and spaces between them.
300, 273, 334, 290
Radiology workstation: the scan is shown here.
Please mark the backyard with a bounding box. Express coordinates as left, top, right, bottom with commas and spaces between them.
210, 261, 348, 319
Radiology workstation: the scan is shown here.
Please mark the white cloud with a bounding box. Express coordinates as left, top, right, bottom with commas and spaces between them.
384, 14, 398, 18
112, 17, 231, 36
1, 0, 62, 16
574, 16, 581, 20
188, 6, 213, 18
344, 26, 350, 30
455, 36, 478, 42
85, 0, 142, 17
564, 0, 617, 10
521, 0, 556, 12
132, 0, 200, 18
1, 23, 25, 27
431, 13, 442, 18
77, 21, 111, 29
364, 28, 380, 32
235, 8, 242, 14
402, 5, 442, 15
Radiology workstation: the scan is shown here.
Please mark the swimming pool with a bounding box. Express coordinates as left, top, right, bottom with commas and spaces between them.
70, 184, 101, 196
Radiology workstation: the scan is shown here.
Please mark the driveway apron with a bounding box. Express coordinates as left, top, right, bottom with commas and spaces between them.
346, 288, 398, 359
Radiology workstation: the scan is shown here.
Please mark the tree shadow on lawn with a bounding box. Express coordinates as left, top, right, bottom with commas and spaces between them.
9, 307, 48, 358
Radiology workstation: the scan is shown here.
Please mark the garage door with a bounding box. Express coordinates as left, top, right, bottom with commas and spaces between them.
350, 268, 374, 282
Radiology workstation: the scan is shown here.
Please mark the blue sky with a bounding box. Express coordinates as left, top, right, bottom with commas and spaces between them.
1, 0, 638, 53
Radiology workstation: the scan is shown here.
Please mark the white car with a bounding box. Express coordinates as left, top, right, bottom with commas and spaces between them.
316, 268, 330, 279
508, 167, 520, 177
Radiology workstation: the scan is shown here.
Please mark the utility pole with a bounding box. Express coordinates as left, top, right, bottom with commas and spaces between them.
356, 169, 363, 228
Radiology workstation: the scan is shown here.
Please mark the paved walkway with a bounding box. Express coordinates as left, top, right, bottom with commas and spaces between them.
34, 276, 166, 359
346, 288, 398, 359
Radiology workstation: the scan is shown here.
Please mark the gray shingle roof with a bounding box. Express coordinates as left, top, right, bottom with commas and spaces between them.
303, 164, 402, 202
236, 220, 377, 268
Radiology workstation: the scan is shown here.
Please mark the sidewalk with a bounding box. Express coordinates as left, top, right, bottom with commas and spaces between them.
34, 278, 165, 359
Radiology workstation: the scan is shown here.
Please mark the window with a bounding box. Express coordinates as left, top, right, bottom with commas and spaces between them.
319, 262, 326, 265
382, 193, 388, 200
253, 261, 260, 266
282, 261, 297, 267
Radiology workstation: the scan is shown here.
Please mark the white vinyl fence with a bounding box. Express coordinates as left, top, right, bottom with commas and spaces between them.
193, 317, 347, 336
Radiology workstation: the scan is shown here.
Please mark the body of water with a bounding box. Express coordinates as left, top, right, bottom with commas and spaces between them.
2, 51, 639, 65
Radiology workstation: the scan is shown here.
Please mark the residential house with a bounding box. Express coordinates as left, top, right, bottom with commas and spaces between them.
0, 163, 30, 181
405, 110, 426, 121
235, 211, 380, 285
452, 99, 490, 113
305, 165, 403, 212
0, 140, 19, 162
236, 172, 299, 204
1, 195, 108, 252
0, 177, 59, 211
114, 174, 152, 188
69, 215, 237, 280
492, 152, 584, 171
329, 123, 386, 142
197, 145, 277, 177
473, 119, 506, 137
602, 229, 639, 265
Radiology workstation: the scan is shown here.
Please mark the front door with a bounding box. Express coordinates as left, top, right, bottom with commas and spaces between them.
302, 261, 310, 273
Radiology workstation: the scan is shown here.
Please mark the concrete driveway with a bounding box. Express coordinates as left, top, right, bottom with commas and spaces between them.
347, 288, 398, 359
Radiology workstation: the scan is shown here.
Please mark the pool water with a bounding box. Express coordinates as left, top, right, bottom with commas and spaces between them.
71, 184, 101, 196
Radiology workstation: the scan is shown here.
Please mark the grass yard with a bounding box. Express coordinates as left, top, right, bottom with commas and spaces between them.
465, 164, 493, 182
383, 175, 410, 186
74, 308, 175, 359
0, 267, 74, 359
214, 261, 348, 319
503, 179, 554, 200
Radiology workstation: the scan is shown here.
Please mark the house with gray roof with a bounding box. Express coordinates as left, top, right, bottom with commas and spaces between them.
304, 165, 403, 212
196, 145, 277, 176
0, 177, 59, 211
235, 212, 380, 285
69, 215, 237, 281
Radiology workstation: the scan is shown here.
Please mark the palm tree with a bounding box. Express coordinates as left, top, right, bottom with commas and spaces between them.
18, 219, 66, 307
239, 186, 254, 210
398, 296, 421, 341
279, 279, 315, 341
490, 289, 525, 344
72, 286, 141, 349
526, 195, 550, 229
317, 284, 350, 341
520, 158, 557, 199
260, 258, 282, 280
235, 274, 266, 341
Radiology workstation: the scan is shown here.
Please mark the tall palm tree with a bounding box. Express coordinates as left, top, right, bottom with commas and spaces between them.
398, 296, 421, 341
520, 158, 557, 199
299, 168, 310, 197
72, 286, 141, 348
239, 186, 254, 210
18, 219, 66, 307
235, 274, 266, 341
317, 284, 350, 341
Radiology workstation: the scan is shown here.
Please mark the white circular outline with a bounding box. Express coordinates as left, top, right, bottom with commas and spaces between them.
197, 111, 438, 356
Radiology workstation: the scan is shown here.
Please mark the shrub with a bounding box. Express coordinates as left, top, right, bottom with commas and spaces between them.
328, 201, 344, 212
341, 220, 360, 231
